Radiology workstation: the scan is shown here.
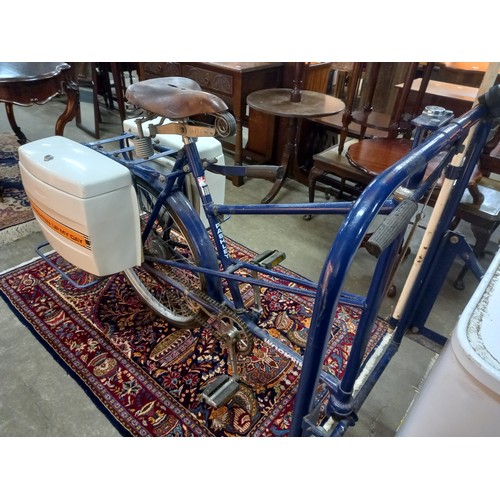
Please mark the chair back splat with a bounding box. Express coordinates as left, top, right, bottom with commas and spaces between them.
338, 62, 431, 153
307, 62, 433, 206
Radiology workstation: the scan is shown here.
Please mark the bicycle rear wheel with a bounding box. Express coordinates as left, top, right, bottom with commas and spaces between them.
124, 179, 222, 328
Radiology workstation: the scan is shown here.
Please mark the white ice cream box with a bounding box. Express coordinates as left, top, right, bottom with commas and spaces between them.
19, 136, 142, 276
398, 248, 500, 436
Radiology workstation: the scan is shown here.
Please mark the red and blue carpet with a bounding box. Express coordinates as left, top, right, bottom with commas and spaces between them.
0, 132, 38, 246
0, 238, 390, 436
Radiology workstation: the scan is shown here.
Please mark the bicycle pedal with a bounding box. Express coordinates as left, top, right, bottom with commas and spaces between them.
251, 249, 286, 269
202, 375, 240, 408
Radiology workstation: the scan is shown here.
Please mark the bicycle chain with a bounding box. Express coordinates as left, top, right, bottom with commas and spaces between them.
195, 290, 254, 356
150, 262, 310, 369
152, 261, 254, 355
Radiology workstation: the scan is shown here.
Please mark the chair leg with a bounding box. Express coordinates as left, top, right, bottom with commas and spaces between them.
454, 223, 498, 289
308, 166, 325, 204
454, 263, 469, 290
304, 166, 324, 220
470, 224, 492, 258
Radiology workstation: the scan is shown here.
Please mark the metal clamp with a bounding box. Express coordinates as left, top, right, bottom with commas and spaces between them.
152, 122, 216, 138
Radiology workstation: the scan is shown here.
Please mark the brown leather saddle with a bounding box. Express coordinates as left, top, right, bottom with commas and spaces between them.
125, 76, 228, 119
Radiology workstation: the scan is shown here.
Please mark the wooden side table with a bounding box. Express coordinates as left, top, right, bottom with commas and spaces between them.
346, 138, 413, 175
400, 78, 478, 118
0, 62, 78, 144
247, 88, 344, 203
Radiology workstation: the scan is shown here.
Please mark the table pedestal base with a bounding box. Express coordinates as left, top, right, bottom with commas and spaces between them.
261, 116, 299, 204
247, 88, 344, 204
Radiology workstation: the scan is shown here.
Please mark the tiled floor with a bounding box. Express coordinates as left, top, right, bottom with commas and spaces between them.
0, 87, 498, 437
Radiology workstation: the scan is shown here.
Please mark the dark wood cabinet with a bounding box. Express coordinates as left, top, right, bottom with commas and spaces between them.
139, 62, 283, 186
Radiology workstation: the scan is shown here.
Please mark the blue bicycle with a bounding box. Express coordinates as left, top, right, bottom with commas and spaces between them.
20, 76, 500, 436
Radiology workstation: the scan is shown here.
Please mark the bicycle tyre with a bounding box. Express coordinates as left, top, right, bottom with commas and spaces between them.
124, 179, 223, 328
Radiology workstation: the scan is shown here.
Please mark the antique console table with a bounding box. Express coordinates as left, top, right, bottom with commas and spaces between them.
139, 62, 284, 186
399, 78, 479, 118
0, 62, 78, 144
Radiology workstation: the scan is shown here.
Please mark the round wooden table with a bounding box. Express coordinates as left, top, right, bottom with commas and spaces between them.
247, 88, 344, 203
345, 138, 413, 175
0, 62, 78, 144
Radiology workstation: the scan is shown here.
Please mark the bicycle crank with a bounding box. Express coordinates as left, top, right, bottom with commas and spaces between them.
201, 312, 254, 408
142, 261, 254, 407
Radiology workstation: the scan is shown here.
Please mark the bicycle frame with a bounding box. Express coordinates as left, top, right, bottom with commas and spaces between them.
82, 86, 499, 436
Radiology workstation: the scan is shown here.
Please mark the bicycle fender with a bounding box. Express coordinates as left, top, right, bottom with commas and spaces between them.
165, 190, 224, 303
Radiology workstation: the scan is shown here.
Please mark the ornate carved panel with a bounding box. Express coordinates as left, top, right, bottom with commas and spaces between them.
182, 65, 233, 95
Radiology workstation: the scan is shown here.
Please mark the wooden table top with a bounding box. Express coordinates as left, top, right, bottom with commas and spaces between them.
400, 78, 479, 102
346, 138, 413, 175
0, 62, 70, 83
200, 62, 283, 73
247, 88, 345, 118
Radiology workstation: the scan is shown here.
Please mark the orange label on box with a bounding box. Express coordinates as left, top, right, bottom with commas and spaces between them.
31, 201, 91, 250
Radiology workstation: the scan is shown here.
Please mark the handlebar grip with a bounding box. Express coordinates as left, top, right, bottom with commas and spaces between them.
479, 84, 500, 119
365, 199, 418, 257
244, 165, 285, 182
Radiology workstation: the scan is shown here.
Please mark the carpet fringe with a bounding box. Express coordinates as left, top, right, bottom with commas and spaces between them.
0, 220, 40, 247
0, 254, 43, 276
0, 245, 54, 276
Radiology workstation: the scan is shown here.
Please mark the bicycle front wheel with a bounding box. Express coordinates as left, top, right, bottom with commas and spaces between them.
124, 180, 221, 328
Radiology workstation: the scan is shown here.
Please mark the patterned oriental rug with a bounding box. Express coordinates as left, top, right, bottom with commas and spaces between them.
0, 132, 38, 246
0, 240, 390, 437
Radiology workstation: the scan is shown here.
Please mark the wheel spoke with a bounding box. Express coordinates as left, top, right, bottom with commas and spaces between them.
125, 180, 205, 327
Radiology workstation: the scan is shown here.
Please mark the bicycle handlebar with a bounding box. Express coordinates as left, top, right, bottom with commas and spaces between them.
365, 199, 418, 257
244, 165, 285, 181
479, 84, 500, 118
204, 163, 284, 182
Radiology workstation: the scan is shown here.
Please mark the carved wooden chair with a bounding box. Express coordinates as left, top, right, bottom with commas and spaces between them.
452, 125, 500, 289
307, 62, 433, 206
